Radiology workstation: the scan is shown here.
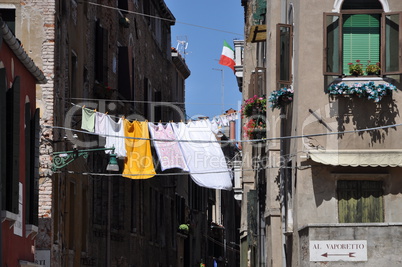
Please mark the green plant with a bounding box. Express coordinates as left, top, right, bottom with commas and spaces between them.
268, 87, 294, 110
365, 61, 381, 75
328, 81, 397, 102
241, 95, 267, 118
243, 118, 266, 139
348, 60, 364, 76
178, 224, 189, 234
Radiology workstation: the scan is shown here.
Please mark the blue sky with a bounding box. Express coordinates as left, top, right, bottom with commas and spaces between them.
165, 0, 244, 119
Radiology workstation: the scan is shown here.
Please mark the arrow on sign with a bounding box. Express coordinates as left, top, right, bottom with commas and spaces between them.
321, 252, 355, 258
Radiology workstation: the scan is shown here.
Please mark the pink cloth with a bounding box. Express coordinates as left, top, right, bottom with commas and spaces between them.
148, 123, 189, 171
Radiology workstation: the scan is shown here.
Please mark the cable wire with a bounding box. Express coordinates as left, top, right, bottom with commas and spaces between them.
43, 121, 402, 144
81, 0, 243, 36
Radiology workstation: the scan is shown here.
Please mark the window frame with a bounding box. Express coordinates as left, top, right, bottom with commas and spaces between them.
382, 11, 402, 75
337, 179, 384, 223
323, 10, 402, 76
276, 24, 293, 86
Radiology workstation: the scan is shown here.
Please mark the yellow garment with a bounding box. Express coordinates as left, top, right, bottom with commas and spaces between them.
122, 120, 156, 179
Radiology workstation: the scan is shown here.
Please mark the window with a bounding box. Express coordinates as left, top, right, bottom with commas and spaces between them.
4, 77, 20, 214
276, 24, 293, 86
0, 67, 6, 212
95, 20, 108, 83
118, 46, 133, 100
0, 7, 15, 34
337, 180, 383, 223
324, 5, 402, 76
25, 105, 40, 226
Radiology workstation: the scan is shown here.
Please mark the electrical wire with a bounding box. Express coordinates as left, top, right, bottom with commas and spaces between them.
69, 97, 240, 107
43, 125, 264, 143
53, 168, 261, 177
80, 0, 243, 36
43, 120, 402, 144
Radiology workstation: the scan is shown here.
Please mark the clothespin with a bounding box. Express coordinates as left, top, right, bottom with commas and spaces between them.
105, 111, 108, 115
83, 105, 86, 109
159, 120, 162, 123
94, 109, 97, 112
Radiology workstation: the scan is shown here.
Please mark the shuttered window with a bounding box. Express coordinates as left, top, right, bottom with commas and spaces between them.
324, 12, 402, 76
276, 24, 293, 86
6, 77, 20, 214
343, 14, 380, 75
337, 180, 384, 223
26, 108, 40, 225
0, 68, 6, 210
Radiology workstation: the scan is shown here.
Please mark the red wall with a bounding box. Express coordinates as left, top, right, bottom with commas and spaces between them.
1, 38, 38, 266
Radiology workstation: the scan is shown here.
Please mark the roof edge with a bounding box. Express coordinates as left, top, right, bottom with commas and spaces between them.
0, 18, 47, 84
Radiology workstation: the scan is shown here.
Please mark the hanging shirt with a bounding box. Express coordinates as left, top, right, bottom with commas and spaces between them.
123, 120, 156, 179
94, 112, 107, 136
148, 122, 189, 172
104, 116, 126, 158
81, 108, 95, 132
172, 121, 232, 190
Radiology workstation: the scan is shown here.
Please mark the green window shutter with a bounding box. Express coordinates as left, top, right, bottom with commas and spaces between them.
343, 14, 380, 75
338, 180, 359, 223
338, 180, 383, 223
360, 181, 384, 223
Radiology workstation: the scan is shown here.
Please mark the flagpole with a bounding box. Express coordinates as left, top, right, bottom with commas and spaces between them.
212, 68, 224, 113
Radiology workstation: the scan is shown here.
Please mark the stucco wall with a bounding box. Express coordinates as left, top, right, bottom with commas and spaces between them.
299, 224, 402, 266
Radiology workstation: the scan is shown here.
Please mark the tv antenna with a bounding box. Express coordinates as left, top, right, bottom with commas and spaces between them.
176, 36, 190, 59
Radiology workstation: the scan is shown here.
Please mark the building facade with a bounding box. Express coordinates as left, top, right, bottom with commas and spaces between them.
0, 18, 46, 266
240, 0, 402, 266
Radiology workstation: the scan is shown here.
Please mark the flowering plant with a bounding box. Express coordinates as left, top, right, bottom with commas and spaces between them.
243, 118, 266, 139
241, 95, 267, 118
241, 95, 267, 139
348, 60, 364, 76
328, 81, 397, 102
268, 87, 294, 109
365, 61, 381, 75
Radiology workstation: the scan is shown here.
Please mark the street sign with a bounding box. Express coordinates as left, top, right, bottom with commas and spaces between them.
310, 240, 367, 262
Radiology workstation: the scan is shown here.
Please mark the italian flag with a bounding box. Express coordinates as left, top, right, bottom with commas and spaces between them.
219, 40, 235, 72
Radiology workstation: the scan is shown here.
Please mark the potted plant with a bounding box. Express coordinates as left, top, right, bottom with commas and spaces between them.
268, 87, 294, 110
365, 61, 381, 76
178, 224, 190, 235
348, 60, 364, 76
241, 95, 267, 140
241, 95, 267, 117
328, 81, 397, 102
243, 118, 266, 140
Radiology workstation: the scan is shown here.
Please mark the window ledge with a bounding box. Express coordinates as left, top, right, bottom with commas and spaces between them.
1, 210, 18, 226
333, 76, 397, 86
26, 224, 38, 239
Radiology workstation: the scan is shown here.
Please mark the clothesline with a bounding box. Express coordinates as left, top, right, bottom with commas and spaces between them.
58, 111, 236, 190
69, 97, 240, 107
53, 167, 271, 177
70, 102, 241, 126
43, 125, 265, 143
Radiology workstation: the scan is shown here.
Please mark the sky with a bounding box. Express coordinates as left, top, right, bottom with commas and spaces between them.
164, 0, 244, 120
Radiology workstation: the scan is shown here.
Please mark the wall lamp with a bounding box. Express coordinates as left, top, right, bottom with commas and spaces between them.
52, 147, 119, 172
